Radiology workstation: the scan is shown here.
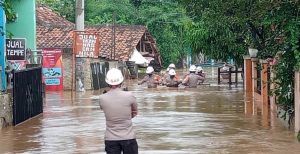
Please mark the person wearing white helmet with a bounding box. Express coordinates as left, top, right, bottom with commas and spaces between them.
163, 69, 181, 87
168, 63, 176, 70
161, 63, 176, 85
99, 68, 138, 154
182, 65, 204, 88
138, 66, 161, 88
196, 66, 206, 84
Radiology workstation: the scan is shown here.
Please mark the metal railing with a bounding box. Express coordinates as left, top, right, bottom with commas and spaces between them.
217, 66, 244, 85
13, 67, 43, 125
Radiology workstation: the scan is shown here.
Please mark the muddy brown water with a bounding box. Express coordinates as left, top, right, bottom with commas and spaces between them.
0, 79, 299, 154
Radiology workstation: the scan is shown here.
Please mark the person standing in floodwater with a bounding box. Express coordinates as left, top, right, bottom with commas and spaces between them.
99, 68, 138, 154
196, 66, 206, 84
163, 69, 181, 87
182, 65, 205, 88
161, 63, 177, 85
138, 66, 160, 88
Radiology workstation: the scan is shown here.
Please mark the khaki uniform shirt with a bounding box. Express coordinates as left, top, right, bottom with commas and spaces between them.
164, 76, 181, 87
139, 74, 160, 88
99, 88, 138, 141
182, 73, 203, 88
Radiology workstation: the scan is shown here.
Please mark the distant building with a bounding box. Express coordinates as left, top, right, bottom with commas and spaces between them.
36, 5, 161, 90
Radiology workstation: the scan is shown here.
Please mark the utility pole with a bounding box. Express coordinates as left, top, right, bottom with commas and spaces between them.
74, 0, 85, 92
111, 12, 116, 60
111, 0, 116, 60
75, 0, 84, 30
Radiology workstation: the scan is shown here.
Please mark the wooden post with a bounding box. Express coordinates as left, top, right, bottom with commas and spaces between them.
229, 67, 232, 85
235, 66, 238, 85
244, 56, 252, 93
260, 60, 269, 115
218, 67, 221, 84
295, 71, 300, 133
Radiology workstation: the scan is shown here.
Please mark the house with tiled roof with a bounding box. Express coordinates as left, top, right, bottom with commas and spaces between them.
36, 5, 161, 90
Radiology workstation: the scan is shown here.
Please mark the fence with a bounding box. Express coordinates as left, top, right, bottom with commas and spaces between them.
13, 67, 43, 125
217, 66, 244, 85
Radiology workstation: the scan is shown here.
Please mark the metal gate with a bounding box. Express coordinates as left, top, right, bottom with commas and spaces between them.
90, 62, 109, 90
13, 67, 43, 125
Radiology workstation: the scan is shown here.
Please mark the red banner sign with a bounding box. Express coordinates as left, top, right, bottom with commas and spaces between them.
42, 48, 63, 91
74, 31, 100, 58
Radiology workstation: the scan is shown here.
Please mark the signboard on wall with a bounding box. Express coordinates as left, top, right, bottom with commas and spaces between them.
42, 48, 63, 91
6, 38, 26, 60
8, 60, 26, 71
73, 32, 100, 58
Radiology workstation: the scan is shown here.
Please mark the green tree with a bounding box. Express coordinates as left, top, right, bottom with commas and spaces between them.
180, 0, 300, 125
37, 0, 75, 22
85, 0, 137, 24
37, 0, 192, 67
85, 0, 191, 67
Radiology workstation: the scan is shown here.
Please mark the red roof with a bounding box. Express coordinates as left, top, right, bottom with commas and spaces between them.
86, 25, 146, 60
36, 5, 159, 61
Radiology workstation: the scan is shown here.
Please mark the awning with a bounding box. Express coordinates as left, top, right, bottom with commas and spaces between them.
129, 48, 149, 65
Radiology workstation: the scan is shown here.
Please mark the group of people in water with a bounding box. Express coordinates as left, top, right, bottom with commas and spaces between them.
138, 64, 206, 88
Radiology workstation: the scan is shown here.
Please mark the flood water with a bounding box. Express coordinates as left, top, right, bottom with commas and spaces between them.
1, 78, 300, 153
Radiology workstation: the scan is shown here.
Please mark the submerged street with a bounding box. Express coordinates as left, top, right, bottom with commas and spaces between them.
0, 79, 300, 154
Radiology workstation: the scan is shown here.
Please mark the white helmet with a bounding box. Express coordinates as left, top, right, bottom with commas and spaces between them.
168, 63, 176, 69
168, 69, 176, 76
105, 68, 124, 85
189, 65, 197, 72
196, 66, 203, 72
146, 66, 154, 74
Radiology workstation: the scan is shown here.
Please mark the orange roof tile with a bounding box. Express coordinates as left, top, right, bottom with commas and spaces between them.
36, 5, 159, 62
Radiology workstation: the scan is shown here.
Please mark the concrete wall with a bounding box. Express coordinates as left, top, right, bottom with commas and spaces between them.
62, 50, 73, 90
6, 0, 36, 49
62, 50, 119, 90
0, 94, 12, 128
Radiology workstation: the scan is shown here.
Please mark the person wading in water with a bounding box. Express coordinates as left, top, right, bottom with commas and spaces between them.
196, 66, 206, 84
182, 65, 205, 88
161, 63, 175, 85
163, 69, 181, 87
99, 68, 138, 154
138, 66, 161, 88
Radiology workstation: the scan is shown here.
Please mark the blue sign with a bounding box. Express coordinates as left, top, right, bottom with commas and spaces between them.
42, 68, 62, 78
45, 79, 60, 85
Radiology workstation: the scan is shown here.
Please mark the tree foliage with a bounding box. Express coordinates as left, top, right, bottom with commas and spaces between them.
180, 0, 300, 126
2, 0, 18, 22
85, 0, 191, 66
37, 0, 75, 22
39, 0, 192, 67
